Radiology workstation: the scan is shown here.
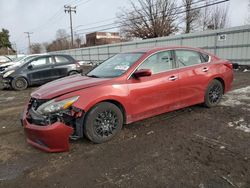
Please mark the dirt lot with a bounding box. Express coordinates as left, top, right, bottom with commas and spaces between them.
0, 71, 249, 188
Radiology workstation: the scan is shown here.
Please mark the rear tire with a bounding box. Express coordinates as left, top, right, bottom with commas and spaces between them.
204, 79, 223, 108
68, 71, 79, 76
84, 102, 123, 143
11, 77, 28, 91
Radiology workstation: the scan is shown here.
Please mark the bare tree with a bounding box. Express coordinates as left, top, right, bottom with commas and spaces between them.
208, 5, 228, 30
199, 1, 229, 30
45, 29, 71, 52
182, 0, 200, 33
246, 17, 250, 24
245, 0, 250, 24
117, 0, 179, 39
198, 0, 212, 31
30, 43, 42, 54
56, 29, 69, 39
75, 34, 82, 48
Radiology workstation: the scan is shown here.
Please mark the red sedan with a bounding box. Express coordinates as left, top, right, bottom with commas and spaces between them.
21, 47, 233, 152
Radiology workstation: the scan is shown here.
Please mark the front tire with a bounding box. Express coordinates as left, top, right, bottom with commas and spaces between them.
204, 79, 223, 108
11, 77, 28, 91
84, 102, 123, 143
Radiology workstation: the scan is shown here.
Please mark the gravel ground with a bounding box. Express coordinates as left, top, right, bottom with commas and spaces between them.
0, 71, 249, 188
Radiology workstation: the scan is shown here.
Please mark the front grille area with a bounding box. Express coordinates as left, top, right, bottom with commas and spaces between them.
29, 98, 48, 111
0, 66, 8, 72
27, 98, 50, 126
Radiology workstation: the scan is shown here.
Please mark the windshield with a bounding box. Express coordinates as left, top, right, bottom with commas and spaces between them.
10, 55, 37, 67
12, 56, 26, 62
87, 53, 144, 78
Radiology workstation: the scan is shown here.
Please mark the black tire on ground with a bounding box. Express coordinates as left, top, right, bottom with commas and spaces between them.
204, 79, 224, 108
11, 77, 28, 91
84, 102, 123, 144
68, 71, 79, 76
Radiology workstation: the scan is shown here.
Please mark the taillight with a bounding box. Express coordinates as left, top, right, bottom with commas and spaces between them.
224, 61, 233, 69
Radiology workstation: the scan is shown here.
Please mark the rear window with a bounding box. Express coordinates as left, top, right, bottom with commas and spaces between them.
175, 50, 202, 67
55, 56, 70, 64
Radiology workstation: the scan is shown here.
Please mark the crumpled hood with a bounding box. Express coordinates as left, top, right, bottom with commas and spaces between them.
0, 61, 15, 68
31, 75, 110, 99
0, 64, 19, 74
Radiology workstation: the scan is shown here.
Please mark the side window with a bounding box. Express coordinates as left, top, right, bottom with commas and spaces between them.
30, 57, 53, 68
55, 56, 70, 64
175, 50, 202, 68
138, 51, 173, 74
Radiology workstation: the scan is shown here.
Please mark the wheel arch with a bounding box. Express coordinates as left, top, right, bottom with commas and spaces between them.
85, 99, 127, 124
213, 77, 225, 93
12, 75, 30, 85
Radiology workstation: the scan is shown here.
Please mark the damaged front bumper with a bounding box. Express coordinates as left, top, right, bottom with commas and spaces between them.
21, 98, 84, 152
22, 118, 73, 152
0, 76, 11, 89
0, 74, 11, 89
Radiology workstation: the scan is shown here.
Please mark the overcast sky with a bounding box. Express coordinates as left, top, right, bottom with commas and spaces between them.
0, 0, 249, 54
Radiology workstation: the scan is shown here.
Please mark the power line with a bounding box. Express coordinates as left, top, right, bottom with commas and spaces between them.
28, 0, 89, 33
65, 0, 83, 6
74, 0, 93, 7
30, 0, 88, 32
30, 8, 64, 32
74, 17, 117, 30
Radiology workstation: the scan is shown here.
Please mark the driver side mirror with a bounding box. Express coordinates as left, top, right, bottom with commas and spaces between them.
133, 69, 152, 78
27, 64, 33, 70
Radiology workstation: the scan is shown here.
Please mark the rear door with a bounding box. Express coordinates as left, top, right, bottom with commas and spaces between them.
26, 56, 55, 85
174, 49, 212, 106
127, 50, 181, 122
53, 55, 74, 78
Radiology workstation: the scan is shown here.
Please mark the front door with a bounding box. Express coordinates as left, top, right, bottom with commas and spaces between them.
127, 50, 180, 122
27, 56, 54, 85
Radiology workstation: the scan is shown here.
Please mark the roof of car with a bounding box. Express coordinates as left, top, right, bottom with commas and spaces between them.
48, 54, 71, 56
124, 46, 204, 54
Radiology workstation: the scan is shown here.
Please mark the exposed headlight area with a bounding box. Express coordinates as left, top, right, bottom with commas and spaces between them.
26, 96, 84, 139
37, 96, 79, 115
3, 70, 15, 78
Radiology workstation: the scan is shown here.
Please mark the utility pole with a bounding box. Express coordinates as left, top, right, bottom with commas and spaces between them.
64, 5, 76, 48
24, 32, 33, 54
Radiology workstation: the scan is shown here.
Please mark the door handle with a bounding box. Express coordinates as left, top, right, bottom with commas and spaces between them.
202, 67, 209, 72
168, 75, 178, 81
